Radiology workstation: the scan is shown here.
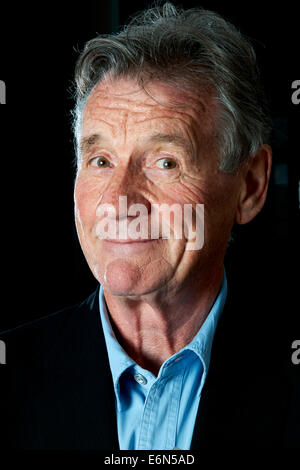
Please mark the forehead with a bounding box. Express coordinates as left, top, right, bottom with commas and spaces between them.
81, 77, 217, 140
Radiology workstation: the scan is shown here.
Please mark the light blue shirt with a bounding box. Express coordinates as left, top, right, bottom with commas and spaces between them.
99, 272, 227, 450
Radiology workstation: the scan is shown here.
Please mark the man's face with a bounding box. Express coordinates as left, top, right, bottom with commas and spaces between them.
74, 77, 241, 298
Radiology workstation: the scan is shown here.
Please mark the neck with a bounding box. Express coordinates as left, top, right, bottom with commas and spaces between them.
103, 266, 224, 376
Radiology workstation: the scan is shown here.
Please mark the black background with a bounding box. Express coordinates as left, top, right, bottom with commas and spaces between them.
0, 0, 299, 332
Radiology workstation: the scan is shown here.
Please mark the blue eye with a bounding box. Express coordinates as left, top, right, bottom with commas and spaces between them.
156, 158, 177, 169
90, 156, 112, 168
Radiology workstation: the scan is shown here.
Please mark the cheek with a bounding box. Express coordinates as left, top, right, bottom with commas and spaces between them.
154, 175, 204, 205
74, 176, 100, 227
202, 179, 240, 244
168, 173, 238, 241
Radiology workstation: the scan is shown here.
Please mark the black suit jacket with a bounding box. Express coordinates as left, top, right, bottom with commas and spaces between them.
0, 270, 299, 449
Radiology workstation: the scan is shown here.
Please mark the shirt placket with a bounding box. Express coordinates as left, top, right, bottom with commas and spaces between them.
137, 379, 161, 450
164, 371, 185, 449
136, 362, 186, 450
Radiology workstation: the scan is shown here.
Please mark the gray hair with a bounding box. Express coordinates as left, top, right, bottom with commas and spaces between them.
72, 1, 272, 173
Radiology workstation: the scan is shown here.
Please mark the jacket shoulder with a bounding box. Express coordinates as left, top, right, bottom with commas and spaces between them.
0, 287, 116, 450
0, 288, 99, 367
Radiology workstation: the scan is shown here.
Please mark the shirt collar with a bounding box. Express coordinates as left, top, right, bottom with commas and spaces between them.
99, 270, 227, 409
181, 269, 227, 379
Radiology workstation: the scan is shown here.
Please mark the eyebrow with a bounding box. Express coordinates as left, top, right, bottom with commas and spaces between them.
79, 131, 193, 157
79, 133, 104, 155
147, 132, 193, 155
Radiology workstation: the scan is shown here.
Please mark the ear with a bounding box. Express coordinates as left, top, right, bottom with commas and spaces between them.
235, 145, 272, 225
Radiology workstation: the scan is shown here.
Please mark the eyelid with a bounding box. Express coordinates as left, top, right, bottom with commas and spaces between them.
88, 154, 113, 168
86, 148, 113, 160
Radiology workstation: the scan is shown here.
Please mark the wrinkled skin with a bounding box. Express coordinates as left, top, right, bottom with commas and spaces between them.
74, 76, 271, 373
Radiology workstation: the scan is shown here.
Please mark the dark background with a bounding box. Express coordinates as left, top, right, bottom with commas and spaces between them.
0, 0, 299, 332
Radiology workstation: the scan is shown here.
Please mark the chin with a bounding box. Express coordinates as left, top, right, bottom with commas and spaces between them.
100, 262, 168, 299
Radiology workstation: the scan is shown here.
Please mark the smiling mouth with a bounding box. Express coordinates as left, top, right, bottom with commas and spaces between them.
102, 238, 162, 255
104, 238, 161, 244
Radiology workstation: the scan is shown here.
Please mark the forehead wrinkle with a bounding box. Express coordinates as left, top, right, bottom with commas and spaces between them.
87, 99, 205, 121
83, 84, 215, 163
87, 76, 215, 122
90, 78, 209, 112
120, 110, 129, 145
82, 113, 203, 164
86, 86, 208, 121
85, 85, 211, 131
87, 89, 159, 113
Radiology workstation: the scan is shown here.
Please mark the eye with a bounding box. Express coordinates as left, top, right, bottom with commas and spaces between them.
90, 156, 112, 168
156, 157, 177, 170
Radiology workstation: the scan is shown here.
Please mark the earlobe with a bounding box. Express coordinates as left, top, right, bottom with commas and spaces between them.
235, 144, 272, 225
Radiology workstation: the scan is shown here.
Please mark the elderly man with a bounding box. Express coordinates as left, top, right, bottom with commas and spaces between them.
0, 2, 299, 450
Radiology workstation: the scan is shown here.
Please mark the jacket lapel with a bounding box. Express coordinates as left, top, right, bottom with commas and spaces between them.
39, 287, 120, 449
190, 273, 290, 448
73, 287, 120, 449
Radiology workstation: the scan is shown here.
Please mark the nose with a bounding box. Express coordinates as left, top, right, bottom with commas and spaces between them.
99, 165, 151, 219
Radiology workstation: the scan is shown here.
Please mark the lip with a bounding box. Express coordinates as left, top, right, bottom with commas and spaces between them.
104, 239, 156, 244
102, 238, 162, 255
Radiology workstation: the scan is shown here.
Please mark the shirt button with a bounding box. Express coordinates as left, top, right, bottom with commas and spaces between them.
134, 373, 147, 385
